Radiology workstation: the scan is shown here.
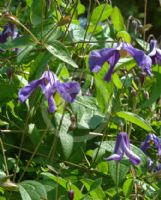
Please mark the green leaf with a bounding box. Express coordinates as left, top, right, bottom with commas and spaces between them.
108, 161, 129, 186
98, 141, 115, 153
26, 0, 32, 7
123, 179, 133, 197
30, 0, 44, 25
19, 185, 32, 200
69, 24, 96, 42
41, 172, 83, 200
97, 161, 108, 175
81, 179, 106, 200
91, 4, 112, 24
77, 2, 85, 15
112, 73, 123, 89
90, 178, 102, 191
94, 73, 114, 112
0, 78, 19, 104
111, 6, 125, 32
117, 31, 131, 43
45, 41, 78, 68
29, 51, 52, 79
0, 120, 8, 126
17, 45, 35, 64
0, 36, 32, 50
19, 180, 47, 200
116, 111, 154, 132
72, 96, 104, 129
55, 113, 73, 159
141, 72, 161, 108
136, 38, 149, 51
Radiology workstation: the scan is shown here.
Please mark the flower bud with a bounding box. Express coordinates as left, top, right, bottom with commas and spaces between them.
143, 90, 149, 100
7, 67, 13, 79
139, 72, 146, 86
131, 87, 136, 96
68, 190, 74, 200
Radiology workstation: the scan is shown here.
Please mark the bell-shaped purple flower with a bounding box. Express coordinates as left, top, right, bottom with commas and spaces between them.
106, 132, 141, 165
89, 42, 152, 82
18, 70, 80, 112
141, 133, 161, 156
0, 23, 18, 43
148, 39, 161, 65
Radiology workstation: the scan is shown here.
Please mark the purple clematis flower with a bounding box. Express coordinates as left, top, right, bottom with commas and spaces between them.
106, 132, 141, 165
89, 42, 152, 82
148, 39, 161, 65
0, 23, 18, 43
18, 70, 80, 112
141, 134, 161, 156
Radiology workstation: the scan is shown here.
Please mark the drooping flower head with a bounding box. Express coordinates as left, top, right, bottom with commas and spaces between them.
0, 23, 18, 43
148, 39, 161, 65
89, 42, 152, 82
105, 132, 141, 165
18, 70, 80, 112
141, 133, 161, 156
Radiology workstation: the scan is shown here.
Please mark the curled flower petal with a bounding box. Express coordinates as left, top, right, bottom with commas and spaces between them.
106, 132, 141, 165
47, 95, 56, 113
149, 39, 161, 65
56, 81, 80, 103
141, 133, 161, 156
121, 139, 141, 165
18, 79, 43, 103
122, 43, 152, 76
106, 153, 122, 161
89, 48, 118, 73
104, 51, 120, 82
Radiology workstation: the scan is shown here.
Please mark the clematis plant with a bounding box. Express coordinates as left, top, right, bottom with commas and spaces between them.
89, 42, 152, 82
141, 133, 161, 156
18, 70, 80, 112
106, 132, 141, 165
148, 39, 161, 65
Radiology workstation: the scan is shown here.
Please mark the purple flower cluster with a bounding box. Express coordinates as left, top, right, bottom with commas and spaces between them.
105, 132, 141, 165
18, 70, 80, 112
89, 40, 161, 82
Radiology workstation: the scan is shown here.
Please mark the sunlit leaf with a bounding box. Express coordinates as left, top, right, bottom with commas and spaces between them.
116, 111, 154, 132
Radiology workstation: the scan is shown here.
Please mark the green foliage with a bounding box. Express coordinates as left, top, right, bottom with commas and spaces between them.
0, 0, 161, 199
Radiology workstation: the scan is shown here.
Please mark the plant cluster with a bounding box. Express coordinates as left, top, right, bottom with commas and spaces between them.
0, 0, 161, 199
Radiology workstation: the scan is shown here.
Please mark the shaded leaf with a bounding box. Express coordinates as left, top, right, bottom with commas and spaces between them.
45, 41, 78, 68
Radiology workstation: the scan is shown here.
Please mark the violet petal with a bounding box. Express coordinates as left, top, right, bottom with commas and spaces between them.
122, 43, 152, 76
121, 139, 141, 165
56, 81, 80, 103
18, 79, 43, 103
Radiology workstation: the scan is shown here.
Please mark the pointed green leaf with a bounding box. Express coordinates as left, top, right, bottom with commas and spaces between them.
108, 161, 129, 186
45, 41, 78, 68
91, 4, 112, 23
111, 6, 125, 32
116, 111, 154, 132
123, 179, 134, 197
